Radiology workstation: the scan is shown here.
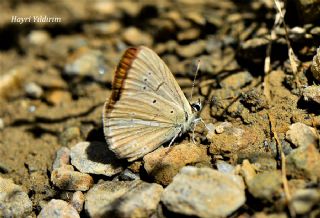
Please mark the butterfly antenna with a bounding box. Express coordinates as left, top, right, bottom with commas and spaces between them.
189, 60, 201, 102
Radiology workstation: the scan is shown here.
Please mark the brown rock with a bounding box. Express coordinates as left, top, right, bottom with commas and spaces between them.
143, 142, 211, 185
51, 165, 93, 191
176, 40, 206, 58
122, 27, 153, 46
38, 199, 80, 218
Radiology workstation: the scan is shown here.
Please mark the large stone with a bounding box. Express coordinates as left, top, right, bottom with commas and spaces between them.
143, 142, 211, 185
85, 180, 163, 218
70, 141, 123, 177
285, 122, 318, 147
0, 176, 32, 217
38, 199, 80, 218
161, 166, 245, 218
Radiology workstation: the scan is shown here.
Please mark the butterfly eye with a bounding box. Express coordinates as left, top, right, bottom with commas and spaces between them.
191, 102, 201, 112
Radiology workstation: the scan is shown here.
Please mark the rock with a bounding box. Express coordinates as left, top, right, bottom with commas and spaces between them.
220, 71, 253, 90
38, 199, 80, 218
177, 28, 200, 41
64, 48, 106, 77
0, 176, 32, 217
286, 143, 320, 181
85, 180, 163, 218
311, 47, 320, 82
239, 159, 256, 185
302, 85, 320, 104
291, 189, 320, 215
285, 122, 318, 147
143, 143, 211, 185
0, 118, 4, 130
24, 82, 43, 99
45, 90, 72, 106
27, 30, 50, 46
216, 160, 235, 174
71, 191, 85, 213
83, 21, 121, 36
118, 169, 140, 181
247, 170, 282, 202
59, 127, 81, 147
310, 26, 320, 36
176, 40, 206, 58
122, 27, 153, 46
70, 141, 123, 177
0, 67, 28, 99
161, 166, 245, 218
51, 165, 93, 191
53, 147, 70, 170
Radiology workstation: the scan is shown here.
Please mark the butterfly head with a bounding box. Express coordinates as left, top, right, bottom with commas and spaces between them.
191, 99, 202, 113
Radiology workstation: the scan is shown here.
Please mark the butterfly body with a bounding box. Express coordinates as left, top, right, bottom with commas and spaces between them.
103, 46, 199, 161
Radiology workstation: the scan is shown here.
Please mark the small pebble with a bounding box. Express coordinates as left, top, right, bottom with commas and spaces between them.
24, 82, 43, 99
52, 147, 70, 170
27, 30, 50, 46
239, 159, 256, 185
247, 170, 282, 202
285, 122, 318, 148
302, 85, 320, 104
71, 191, 85, 213
161, 166, 245, 218
176, 40, 206, 58
0, 118, 4, 130
291, 189, 320, 214
70, 141, 123, 177
0, 176, 32, 217
59, 127, 81, 147
46, 90, 72, 106
122, 27, 153, 46
216, 160, 235, 174
85, 180, 163, 218
51, 165, 93, 191
311, 47, 320, 82
38, 199, 80, 218
286, 143, 320, 182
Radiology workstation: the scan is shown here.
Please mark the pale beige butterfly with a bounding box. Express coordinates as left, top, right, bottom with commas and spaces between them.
103, 46, 201, 161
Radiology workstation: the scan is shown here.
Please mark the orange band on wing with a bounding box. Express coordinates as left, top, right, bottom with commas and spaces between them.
105, 47, 140, 113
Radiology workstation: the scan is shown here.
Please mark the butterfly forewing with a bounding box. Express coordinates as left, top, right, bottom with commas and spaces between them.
103, 46, 193, 161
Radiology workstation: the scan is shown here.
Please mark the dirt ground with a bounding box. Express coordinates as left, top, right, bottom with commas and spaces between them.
0, 0, 319, 217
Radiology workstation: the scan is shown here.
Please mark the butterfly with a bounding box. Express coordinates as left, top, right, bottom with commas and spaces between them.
103, 46, 201, 161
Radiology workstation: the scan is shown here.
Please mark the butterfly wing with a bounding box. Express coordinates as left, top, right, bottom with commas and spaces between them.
103, 46, 192, 161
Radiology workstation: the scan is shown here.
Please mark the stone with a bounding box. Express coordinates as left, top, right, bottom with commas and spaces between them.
294, 0, 320, 23
302, 85, 320, 104
24, 82, 43, 99
176, 40, 206, 58
27, 30, 50, 46
247, 170, 282, 202
239, 159, 256, 185
0, 177, 32, 217
143, 143, 211, 185
177, 28, 200, 41
85, 180, 163, 218
53, 147, 70, 170
64, 48, 106, 77
83, 21, 121, 36
59, 127, 81, 147
71, 191, 85, 213
51, 165, 93, 191
311, 47, 320, 82
285, 122, 318, 147
0, 118, 4, 130
46, 90, 72, 106
122, 27, 153, 46
70, 141, 123, 177
161, 166, 245, 218
38, 199, 80, 218
220, 71, 253, 90
286, 143, 320, 181
216, 160, 235, 174
291, 189, 320, 215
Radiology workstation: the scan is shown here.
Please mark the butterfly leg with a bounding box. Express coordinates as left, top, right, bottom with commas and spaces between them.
168, 130, 180, 148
